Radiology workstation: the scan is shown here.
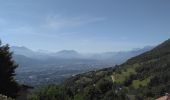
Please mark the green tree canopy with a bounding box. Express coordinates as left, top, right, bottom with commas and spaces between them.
0, 40, 20, 98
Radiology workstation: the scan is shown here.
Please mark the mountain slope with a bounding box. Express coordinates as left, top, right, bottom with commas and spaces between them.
51, 50, 82, 59
11, 46, 36, 57
126, 39, 170, 64
29, 39, 170, 100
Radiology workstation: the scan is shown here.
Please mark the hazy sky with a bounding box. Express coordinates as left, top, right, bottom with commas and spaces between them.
0, 0, 170, 53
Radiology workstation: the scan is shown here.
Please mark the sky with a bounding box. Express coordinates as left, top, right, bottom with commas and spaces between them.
0, 0, 170, 53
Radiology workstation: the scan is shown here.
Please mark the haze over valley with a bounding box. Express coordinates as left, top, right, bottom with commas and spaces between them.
0, 0, 170, 100
12, 46, 153, 86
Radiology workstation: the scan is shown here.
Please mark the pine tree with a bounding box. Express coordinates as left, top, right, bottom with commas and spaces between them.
0, 40, 20, 98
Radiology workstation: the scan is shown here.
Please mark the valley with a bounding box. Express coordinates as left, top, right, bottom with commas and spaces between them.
11, 46, 152, 87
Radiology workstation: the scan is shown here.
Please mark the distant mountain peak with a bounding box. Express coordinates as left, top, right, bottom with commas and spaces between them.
58, 50, 78, 54
10, 46, 34, 53
11, 46, 31, 50
52, 50, 81, 59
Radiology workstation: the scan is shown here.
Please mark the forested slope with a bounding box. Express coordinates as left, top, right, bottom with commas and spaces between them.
29, 39, 170, 100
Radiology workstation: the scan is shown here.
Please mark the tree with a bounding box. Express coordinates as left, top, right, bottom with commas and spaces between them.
0, 40, 20, 98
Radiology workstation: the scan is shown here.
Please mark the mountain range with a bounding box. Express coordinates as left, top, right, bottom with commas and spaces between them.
11, 45, 153, 86
28, 39, 170, 100
11, 45, 153, 64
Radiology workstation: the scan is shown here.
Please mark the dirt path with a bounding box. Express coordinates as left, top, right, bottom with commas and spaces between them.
111, 75, 115, 83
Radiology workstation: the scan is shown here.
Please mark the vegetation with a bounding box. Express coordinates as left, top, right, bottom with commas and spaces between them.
0, 94, 14, 100
28, 39, 170, 100
0, 41, 20, 98
1, 39, 170, 100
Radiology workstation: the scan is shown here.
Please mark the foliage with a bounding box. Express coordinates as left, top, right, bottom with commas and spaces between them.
28, 85, 73, 100
0, 94, 14, 100
28, 39, 170, 100
0, 41, 20, 98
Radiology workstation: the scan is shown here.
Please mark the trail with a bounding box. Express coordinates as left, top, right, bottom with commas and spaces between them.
111, 75, 115, 83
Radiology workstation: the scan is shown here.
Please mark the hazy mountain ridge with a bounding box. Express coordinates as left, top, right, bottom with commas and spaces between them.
11, 45, 153, 86
11, 45, 153, 62
29, 39, 170, 100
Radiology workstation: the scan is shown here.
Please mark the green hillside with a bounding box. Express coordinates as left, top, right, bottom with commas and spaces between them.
29, 39, 170, 100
